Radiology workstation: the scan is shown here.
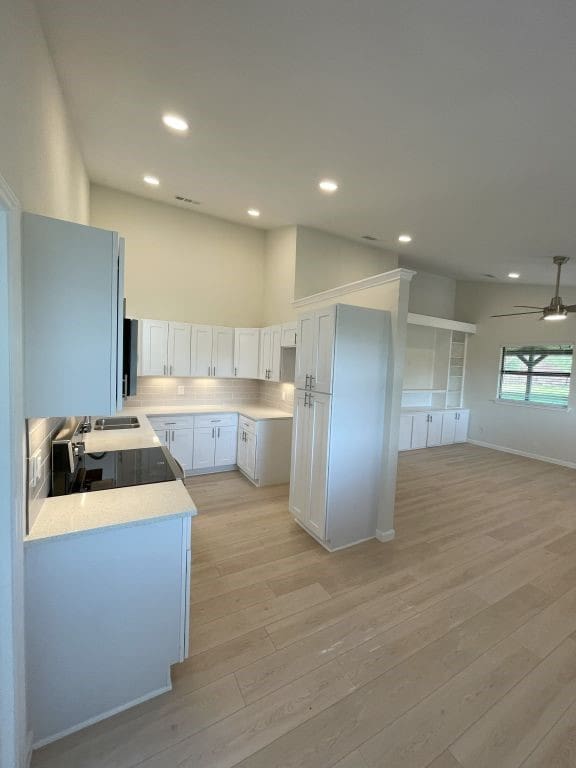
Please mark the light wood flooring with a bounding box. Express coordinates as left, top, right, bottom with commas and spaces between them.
32, 444, 576, 768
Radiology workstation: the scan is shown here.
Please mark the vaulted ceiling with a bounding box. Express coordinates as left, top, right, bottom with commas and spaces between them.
36, 0, 576, 285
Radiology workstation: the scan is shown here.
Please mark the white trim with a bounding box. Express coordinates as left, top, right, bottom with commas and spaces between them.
292, 268, 416, 309
407, 313, 477, 334
292, 518, 377, 551
468, 439, 576, 470
31, 683, 172, 749
375, 528, 396, 543
491, 398, 571, 413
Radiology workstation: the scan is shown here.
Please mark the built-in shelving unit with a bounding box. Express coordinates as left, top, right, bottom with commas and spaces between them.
402, 316, 474, 410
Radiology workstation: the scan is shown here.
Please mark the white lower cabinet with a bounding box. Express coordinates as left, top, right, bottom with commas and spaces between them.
399, 409, 470, 451
192, 413, 238, 471
237, 415, 293, 486
148, 415, 195, 473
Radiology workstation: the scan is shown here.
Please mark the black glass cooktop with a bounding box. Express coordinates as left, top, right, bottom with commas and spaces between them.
68, 446, 181, 494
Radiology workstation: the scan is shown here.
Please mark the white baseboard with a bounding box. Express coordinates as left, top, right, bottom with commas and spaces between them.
31, 683, 172, 750
375, 528, 396, 543
467, 439, 576, 470
25, 729, 33, 768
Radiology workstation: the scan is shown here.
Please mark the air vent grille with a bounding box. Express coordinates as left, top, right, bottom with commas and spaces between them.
361, 235, 379, 241
175, 196, 201, 205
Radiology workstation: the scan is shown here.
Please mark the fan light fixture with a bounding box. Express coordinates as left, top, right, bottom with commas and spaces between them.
491, 256, 575, 320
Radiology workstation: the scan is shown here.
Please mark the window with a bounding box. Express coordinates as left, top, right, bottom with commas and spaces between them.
498, 345, 573, 407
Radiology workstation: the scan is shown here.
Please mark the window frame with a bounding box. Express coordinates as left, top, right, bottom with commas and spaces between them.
496, 343, 574, 410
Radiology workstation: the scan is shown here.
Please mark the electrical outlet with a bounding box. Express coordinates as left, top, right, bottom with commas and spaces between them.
281, 391, 287, 401
177, 385, 185, 395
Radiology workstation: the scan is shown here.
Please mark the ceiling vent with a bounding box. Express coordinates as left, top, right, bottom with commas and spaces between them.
175, 196, 201, 205
482, 273, 496, 278
361, 235, 379, 241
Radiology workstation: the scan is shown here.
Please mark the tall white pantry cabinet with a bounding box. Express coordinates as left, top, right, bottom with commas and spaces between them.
289, 304, 390, 551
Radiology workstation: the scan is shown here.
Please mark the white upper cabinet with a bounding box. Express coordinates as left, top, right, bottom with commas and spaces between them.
190, 325, 234, 378
140, 320, 191, 377
212, 326, 235, 378
140, 320, 169, 376
259, 325, 281, 381
169, 323, 192, 377
281, 322, 298, 348
22, 213, 124, 417
295, 307, 336, 393
191, 325, 213, 377
234, 328, 260, 378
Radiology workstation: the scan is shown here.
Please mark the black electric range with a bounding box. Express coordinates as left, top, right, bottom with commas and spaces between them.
51, 438, 183, 496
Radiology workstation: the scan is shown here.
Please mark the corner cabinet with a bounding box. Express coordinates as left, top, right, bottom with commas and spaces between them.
22, 213, 125, 417
399, 409, 469, 451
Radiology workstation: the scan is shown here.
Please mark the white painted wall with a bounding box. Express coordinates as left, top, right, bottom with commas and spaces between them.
262, 227, 298, 324
294, 226, 398, 300
0, 1, 89, 763
408, 270, 456, 319
0, 0, 89, 224
90, 185, 266, 326
456, 281, 576, 466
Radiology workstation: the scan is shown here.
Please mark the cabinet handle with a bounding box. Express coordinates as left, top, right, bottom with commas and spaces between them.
169, 365, 173, 375
304, 392, 308, 407
172, 430, 175, 441
208, 365, 211, 376
213, 365, 216, 377
163, 364, 167, 375
309, 375, 315, 389
165, 430, 169, 443
308, 395, 313, 408
212, 427, 215, 438
294, 333, 297, 346
217, 427, 220, 438
234, 367, 237, 376
305, 373, 310, 389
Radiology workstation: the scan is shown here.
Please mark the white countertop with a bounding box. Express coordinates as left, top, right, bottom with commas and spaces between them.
122, 404, 293, 421
26, 481, 196, 544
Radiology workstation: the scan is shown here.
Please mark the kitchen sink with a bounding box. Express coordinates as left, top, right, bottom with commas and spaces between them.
94, 417, 140, 430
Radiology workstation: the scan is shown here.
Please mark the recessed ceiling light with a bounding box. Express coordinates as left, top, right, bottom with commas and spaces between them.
398, 234, 412, 243
508, 272, 520, 279
247, 208, 260, 218
162, 113, 189, 132
318, 179, 339, 193
143, 175, 160, 186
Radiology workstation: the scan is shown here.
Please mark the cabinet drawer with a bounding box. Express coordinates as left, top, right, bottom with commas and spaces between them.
238, 416, 257, 435
147, 414, 196, 430
194, 413, 238, 428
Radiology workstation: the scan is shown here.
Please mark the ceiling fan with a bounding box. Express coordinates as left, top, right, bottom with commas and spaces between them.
492, 256, 576, 321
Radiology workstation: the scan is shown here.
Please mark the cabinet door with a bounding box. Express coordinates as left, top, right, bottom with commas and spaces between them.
191, 325, 213, 377
281, 322, 297, 348
169, 428, 194, 472
295, 313, 315, 389
427, 413, 443, 446
214, 426, 237, 466
411, 413, 429, 449
289, 390, 311, 523
259, 327, 272, 380
269, 326, 282, 382
236, 429, 247, 472
212, 326, 235, 378
441, 412, 457, 445
234, 328, 260, 379
154, 429, 169, 447
308, 392, 331, 539
192, 427, 215, 470
454, 410, 470, 443
168, 323, 192, 377
398, 414, 413, 451
312, 307, 336, 394
244, 432, 258, 480
140, 319, 169, 376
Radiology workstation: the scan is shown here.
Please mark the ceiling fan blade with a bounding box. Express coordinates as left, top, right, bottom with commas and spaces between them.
564, 305, 576, 312
513, 305, 545, 309
490, 311, 543, 317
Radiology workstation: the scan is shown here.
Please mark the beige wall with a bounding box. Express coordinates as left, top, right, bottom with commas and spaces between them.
262, 227, 298, 324
456, 281, 576, 465
294, 226, 398, 300
0, 0, 89, 223
90, 185, 266, 326
408, 270, 456, 319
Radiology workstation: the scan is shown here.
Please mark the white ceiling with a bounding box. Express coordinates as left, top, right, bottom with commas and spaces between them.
36, 0, 576, 286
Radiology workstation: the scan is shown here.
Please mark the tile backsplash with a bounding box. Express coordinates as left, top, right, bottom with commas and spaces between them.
125, 377, 294, 412
27, 416, 65, 533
